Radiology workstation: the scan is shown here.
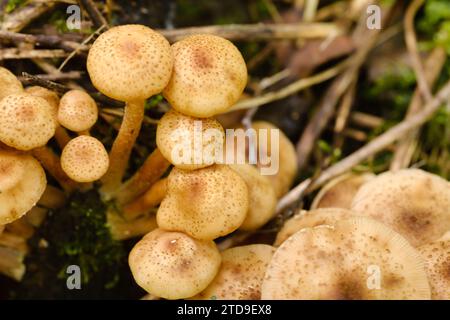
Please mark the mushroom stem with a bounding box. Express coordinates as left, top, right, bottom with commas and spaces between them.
100, 100, 145, 200
0, 246, 25, 281
31, 146, 77, 193
107, 209, 157, 241
123, 178, 167, 220
116, 148, 170, 205
54, 126, 71, 149
38, 184, 66, 209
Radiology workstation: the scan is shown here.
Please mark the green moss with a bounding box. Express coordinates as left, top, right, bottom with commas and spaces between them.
5, 0, 26, 13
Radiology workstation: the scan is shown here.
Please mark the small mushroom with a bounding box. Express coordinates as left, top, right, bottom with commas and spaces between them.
351, 169, 450, 247
156, 109, 225, 170
0, 150, 47, 225
129, 228, 221, 299
193, 244, 275, 300
60, 136, 109, 183
0, 94, 56, 150
163, 34, 247, 118
0, 67, 23, 102
252, 121, 298, 198
274, 208, 356, 246
418, 240, 450, 300
58, 90, 98, 135
311, 172, 375, 209
262, 217, 431, 299
87, 24, 173, 198
157, 165, 249, 240
229, 164, 277, 231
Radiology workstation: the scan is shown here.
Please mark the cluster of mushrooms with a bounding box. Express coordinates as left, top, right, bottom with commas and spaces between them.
0, 23, 449, 300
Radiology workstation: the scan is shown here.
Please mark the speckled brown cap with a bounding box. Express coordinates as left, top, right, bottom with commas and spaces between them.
0, 93, 56, 150
58, 90, 98, 132
0, 151, 46, 225
262, 217, 431, 300
163, 34, 247, 117
274, 208, 357, 246
156, 109, 225, 170
25, 86, 59, 120
311, 172, 375, 209
129, 228, 221, 299
157, 165, 249, 240
87, 25, 173, 101
230, 164, 277, 231
418, 240, 450, 300
0, 67, 23, 102
61, 136, 109, 182
351, 169, 450, 247
192, 244, 275, 300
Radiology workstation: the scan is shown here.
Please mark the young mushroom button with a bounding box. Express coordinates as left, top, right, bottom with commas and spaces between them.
0, 67, 23, 102
163, 34, 248, 118
87, 24, 173, 198
58, 90, 98, 134
61, 136, 109, 183
129, 229, 221, 300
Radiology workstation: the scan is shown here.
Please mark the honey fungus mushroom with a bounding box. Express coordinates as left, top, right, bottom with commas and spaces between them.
61, 136, 109, 183
0, 67, 23, 102
262, 217, 431, 300
0, 94, 56, 150
157, 165, 249, 240
87, 24, 173, 198
0, 150, 47, 225
163, 34, 247, 118
229, 164, 277, 231
351, 169, 450, 247
418, 240, 450, 300
192, 244, 275, 300
311, 172, 375, 209
129, 228, 221, 299
274, 208, 357, 246
58, 90, 98, 134
156, 109, 225, 170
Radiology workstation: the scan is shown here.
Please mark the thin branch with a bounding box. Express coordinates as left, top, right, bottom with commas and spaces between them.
0, 48, 68, 60
79, 0, 109, 29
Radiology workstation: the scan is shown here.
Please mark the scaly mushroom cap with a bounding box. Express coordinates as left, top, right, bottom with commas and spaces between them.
193, 244, 275, 300
0, 94, 57, 150
129, 228, 221, 299
230, 164, 277, 231
274, 208, 356, 246
262, 217, 431, 300
351, 169, 450, 247
156, 109, 225, 170
25, 86, 59, 120
87, 24, 173, 101
0, 151, 46, 225
163, 34, 247, 117
0, 67, 23, 102
418, 240, 450, 300
61, 136, 109, 182
311, 172, 375, 209
252, 121, 297, 198
58, 90, 98, 132
157, 165, 249, 240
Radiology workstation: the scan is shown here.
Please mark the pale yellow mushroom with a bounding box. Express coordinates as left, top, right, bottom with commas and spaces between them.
58, 90, 98, 134
0, 67, 23, 102
129, 228, 221, 299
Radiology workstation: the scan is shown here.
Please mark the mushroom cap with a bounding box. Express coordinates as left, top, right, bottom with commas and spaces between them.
0, 151, 47, 225
129, 228, 221, 299
252, 121, 298, 198
418, 240, 450, 300
58, 90, 98, 132
61, 136, 109, 182
262, 217, 431, 300
0, 94, 57, 150
193, 244, 275, 300
351, 169, 450, 247
311, 172, 375, 209
157, 164, 249, 240
163, 34, 247, 118
274, 208, 356, 246
87, 24, 173, 102
0, 67, 23, 102
25, 86, 59, 120
229, 164, 277, 231
156, 109, 225, 170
